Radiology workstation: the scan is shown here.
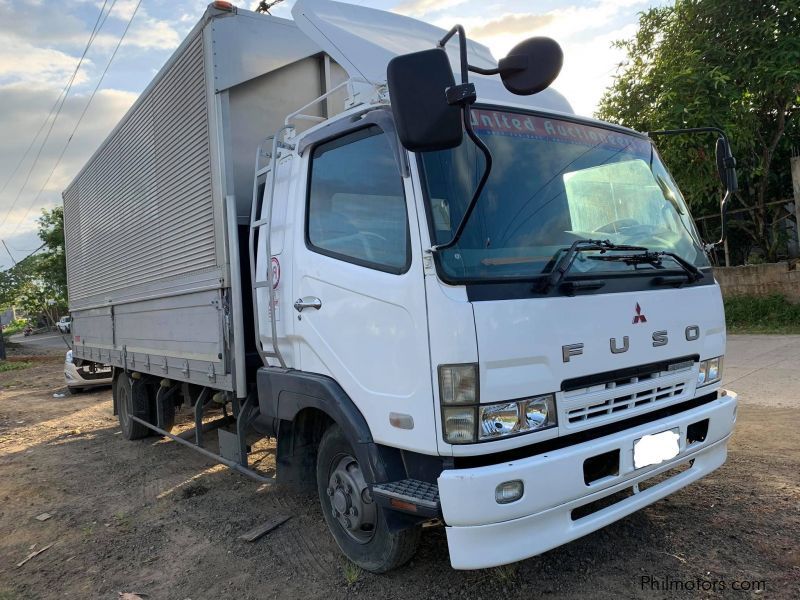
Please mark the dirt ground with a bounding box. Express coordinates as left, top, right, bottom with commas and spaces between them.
0, 345, 798, 599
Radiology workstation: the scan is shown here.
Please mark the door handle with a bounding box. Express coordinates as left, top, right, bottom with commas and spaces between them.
294, 296, 322, 312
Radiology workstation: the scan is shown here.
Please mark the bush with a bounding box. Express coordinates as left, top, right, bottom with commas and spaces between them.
0, 360, 33, 372
2, 318, 27, 337
724, 295, 800, 334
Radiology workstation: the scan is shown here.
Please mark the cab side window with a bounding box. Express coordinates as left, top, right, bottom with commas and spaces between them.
306, 126, 410, 273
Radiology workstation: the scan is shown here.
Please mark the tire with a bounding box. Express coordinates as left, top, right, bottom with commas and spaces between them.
114, 374, 152, 440
316, 424, 420, 573
68, 387, 83, 395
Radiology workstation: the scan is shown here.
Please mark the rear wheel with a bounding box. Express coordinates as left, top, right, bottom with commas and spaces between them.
114, 375, 152, 440
316, 425, 420, 573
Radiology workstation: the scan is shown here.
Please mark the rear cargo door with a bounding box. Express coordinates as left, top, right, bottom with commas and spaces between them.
293, 125, 436, 452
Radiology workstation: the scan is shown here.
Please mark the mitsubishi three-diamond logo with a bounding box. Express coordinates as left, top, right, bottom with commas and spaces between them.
633, 302, 647, 324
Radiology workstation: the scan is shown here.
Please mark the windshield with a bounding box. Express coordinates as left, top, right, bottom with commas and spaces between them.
419, 108, 709, 282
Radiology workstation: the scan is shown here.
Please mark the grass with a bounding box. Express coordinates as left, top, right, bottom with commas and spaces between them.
724, 294, 800, 334
341, 561, 362, 586
491, 564, 519, 583
0, 360, 33, 373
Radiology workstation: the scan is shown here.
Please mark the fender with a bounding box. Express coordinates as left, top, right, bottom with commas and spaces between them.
255, 367, 388, 484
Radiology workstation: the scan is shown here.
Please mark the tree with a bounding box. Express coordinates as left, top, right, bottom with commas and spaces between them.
33, 206, 67, 305
597, 0, 800, 263
0, 206, 68, 322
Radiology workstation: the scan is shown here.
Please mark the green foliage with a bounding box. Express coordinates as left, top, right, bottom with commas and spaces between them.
597, 0, 800, 262
0, 360, 33, 373
0, 206, 67, 319
724, 294, 800, 334
1, 318, 27, 336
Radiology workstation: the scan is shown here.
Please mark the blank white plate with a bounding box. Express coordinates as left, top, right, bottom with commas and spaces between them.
634, 428, 680, 469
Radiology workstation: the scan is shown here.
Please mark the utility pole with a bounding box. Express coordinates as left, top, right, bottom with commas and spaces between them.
0, 240, 13, 360
792, 155, 800, 258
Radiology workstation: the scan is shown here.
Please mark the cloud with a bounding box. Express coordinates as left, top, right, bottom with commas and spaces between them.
123, 16, 182, 51
0, 0, 181, 55
0, 41, 89, 86
470, 14, 556, 39
0, 83, 137, 246
393, 0, 468, 18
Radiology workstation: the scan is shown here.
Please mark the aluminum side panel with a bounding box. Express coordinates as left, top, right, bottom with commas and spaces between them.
72, 288, 231, 390
64, 32, 217, 310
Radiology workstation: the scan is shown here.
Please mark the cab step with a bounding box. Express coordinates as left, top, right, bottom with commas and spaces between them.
371, 479, 440, 517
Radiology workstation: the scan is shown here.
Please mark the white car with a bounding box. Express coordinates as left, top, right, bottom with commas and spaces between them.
57, 316, 72, 334
64, 350, 112, 393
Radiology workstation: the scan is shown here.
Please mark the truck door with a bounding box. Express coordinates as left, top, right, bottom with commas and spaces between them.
292, 125, 437, 454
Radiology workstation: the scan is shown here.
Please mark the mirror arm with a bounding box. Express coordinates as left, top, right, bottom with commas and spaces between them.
648, 126, 736, 249
468, 65, 501, 76
432, 25, 495, 252
439, 25, 470, 85
432, 108, 494, 252
710, 189, 732, 249
648, 126, 731, 149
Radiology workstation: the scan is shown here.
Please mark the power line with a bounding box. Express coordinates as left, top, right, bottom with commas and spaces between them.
0, 0, 111, 231
0, 89, 67, 197
11, 0, 142, 236
0, 242, 45, 273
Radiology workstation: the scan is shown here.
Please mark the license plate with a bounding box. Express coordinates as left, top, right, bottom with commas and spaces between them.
633, 428, 680, 469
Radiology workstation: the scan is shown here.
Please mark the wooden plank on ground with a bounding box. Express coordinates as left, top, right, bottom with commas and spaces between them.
239, 515, 291, 542
17, 543, 55, 568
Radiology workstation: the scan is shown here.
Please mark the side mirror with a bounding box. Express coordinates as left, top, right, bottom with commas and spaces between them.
715, 136, 738, 193
498, 37, 563, 96
387, 48, 463, 152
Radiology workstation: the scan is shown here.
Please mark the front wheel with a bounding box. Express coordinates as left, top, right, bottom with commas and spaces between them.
316, 425, 420, 573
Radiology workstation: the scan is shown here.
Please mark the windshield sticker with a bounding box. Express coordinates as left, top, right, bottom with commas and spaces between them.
470, 109, 650, 156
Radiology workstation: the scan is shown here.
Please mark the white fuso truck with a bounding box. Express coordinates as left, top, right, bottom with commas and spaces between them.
63, 0, 739, 572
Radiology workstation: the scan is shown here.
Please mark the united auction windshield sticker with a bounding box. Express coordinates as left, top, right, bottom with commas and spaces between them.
469, 108, 650, 156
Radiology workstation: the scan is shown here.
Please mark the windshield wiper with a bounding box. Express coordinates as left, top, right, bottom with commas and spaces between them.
588, 250, 704, 282
539, 239, 649, 292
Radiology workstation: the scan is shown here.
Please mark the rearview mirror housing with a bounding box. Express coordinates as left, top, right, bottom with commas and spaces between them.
387, 48, 464, 152
499, 37, 563, 96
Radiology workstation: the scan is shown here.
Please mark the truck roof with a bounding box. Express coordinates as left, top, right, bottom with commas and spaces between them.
293, 0, 574, 115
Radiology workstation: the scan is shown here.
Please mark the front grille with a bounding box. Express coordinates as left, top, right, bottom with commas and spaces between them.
563, 364, 694, 426
568, 380, 687, 423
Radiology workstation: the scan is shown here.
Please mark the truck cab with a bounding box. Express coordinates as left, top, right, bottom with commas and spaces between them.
250, 0, 737, 572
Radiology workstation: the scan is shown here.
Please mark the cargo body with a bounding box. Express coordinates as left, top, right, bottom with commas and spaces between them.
64, 5, 346, 395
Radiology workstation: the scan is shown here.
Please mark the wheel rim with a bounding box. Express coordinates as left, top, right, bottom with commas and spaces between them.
326, 454, 377, 544
118, 383, 131, 432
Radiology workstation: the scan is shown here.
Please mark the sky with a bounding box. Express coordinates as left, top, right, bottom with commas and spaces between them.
0, 0, 667, 269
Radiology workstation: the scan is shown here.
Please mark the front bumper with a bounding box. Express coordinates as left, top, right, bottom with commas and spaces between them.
437, 391, 737, 569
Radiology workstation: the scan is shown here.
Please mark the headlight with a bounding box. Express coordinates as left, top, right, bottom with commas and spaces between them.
438, 362, 557, 444
479, 402, 519, 438
442, 407, 476, 444
697, 356, 723, 387
479, 395, 556, 441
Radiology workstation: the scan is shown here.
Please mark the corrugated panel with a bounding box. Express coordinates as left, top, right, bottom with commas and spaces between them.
64, 33, 215, 305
